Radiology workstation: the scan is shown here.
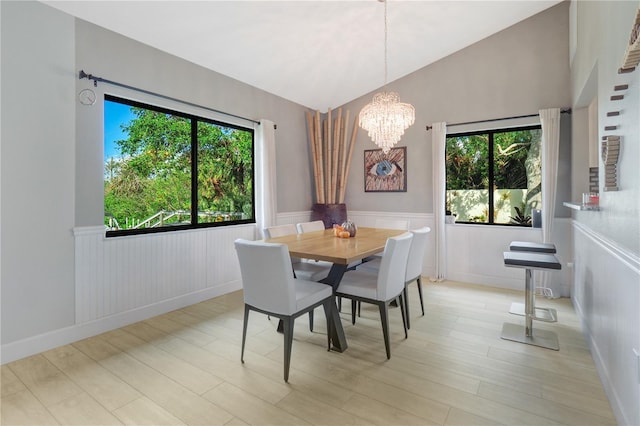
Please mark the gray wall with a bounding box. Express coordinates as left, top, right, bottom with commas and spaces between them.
340, 2, 572, 215
1, 1, 76, 344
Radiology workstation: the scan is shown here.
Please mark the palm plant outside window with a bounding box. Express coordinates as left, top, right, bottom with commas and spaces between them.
445, 125, 542, 226
104, 95, 254, 236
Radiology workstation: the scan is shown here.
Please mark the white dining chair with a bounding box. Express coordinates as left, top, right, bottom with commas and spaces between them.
355, 218, 410, 318
296, 220, 326, 233
264, 223, 298, 238
294, 221, 336, 270
264, 224, 330, 331
358, 227, 430, 329
367, 218, 410, 260
264, 224, 330, 283
234, 239, 333, 382
336, 232, 413, 359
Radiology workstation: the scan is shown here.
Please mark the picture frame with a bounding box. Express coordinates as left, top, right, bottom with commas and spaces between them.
364, 146, 407, 192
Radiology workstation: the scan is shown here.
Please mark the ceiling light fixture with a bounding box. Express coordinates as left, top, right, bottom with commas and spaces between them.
359, 0, 415, 154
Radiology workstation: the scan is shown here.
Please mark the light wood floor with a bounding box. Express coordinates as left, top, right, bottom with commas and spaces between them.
1, 280, 616, 426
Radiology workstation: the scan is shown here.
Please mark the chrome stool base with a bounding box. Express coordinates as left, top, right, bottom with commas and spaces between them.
503, 250, 562, 351
501, 322, 559, 350
509, 302, 557, 322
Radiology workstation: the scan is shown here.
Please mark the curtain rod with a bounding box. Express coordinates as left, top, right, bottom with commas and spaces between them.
425, 108, 571, 131
78, 70, 267, 127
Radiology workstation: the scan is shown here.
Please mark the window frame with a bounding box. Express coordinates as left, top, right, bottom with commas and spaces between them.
445, 124, 542, 226
104, 94, 255, 238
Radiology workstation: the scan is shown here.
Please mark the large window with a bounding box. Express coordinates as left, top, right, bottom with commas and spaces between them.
445, 125, 542, 226
104, 95, 254, 236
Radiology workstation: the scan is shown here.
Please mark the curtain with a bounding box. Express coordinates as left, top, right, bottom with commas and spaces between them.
255, 119, 277, 239
539, 108, 561, 297
431, 122, 447, 281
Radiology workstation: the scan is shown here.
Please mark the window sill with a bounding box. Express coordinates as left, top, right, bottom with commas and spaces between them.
446, 222, 539, 230
563, 201, 600, 211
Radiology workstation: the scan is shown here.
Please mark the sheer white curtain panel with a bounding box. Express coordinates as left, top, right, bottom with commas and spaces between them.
255, 119, 277, 239
431, 122, 447, 281
539, 108, 562, 297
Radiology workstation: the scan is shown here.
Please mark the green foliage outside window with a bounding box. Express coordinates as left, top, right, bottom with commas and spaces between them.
104, 96, 254, 234
445, 127, 542, 225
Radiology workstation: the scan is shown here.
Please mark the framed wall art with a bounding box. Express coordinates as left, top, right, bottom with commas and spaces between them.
364, 146, 407, 192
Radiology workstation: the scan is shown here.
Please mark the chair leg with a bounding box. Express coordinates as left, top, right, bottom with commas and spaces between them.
398, 293, 408, 339
358, 301, 361, 317
282, 317, 295, 382
416, 277, 425, 316
378, 302, 391, 359
241, 305, 250, 363
309, 310, 314, 332
338, 296, 342, 312
404, 285, 411, 330
351, 299, 357, 325
322, 299, 333, 351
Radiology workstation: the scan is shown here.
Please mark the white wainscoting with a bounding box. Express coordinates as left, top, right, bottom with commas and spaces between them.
2, 224, 255, 364
572, 221, 640, 426
74, 225, 254, 324
444, 218, 572, 295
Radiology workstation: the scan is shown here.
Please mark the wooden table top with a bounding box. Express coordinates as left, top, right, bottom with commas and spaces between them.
264, 227, 406, 265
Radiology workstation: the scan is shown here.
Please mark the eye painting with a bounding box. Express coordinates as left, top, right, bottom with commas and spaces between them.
364, 147, 407, 192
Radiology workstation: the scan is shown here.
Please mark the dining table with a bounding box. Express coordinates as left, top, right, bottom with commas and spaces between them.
264, 226, 406, 352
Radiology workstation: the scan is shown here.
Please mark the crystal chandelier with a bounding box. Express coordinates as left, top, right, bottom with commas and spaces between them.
359, 0, 415, 154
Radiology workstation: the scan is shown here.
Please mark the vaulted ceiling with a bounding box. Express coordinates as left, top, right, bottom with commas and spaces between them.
43, 1, 562, 111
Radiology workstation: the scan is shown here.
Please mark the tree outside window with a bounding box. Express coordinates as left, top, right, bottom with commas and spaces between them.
104, 95, 254, 236
445, 126, 542, 226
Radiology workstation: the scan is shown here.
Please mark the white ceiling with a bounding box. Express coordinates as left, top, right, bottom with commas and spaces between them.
43, 0, 562, 111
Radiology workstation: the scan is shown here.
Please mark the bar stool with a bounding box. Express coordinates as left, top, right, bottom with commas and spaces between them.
502, 251, 561, 350
508, 241, 558, 322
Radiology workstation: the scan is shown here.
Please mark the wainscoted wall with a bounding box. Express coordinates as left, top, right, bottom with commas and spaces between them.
74, 224, 256, 323
446, 218, 572, 295
0, 224, 254, 364
572, 221, 640, 426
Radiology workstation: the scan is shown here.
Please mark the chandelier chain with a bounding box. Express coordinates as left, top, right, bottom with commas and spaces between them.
384, 0, 388, 89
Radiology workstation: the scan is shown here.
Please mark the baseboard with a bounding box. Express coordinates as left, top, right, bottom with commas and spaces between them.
446, 271, 522, 291
0, 280, 242, 365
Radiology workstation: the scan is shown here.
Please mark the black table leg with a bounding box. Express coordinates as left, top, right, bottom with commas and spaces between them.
320, 264, 349, 352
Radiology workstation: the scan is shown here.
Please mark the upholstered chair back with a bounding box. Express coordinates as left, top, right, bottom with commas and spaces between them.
234, 239, 296, 315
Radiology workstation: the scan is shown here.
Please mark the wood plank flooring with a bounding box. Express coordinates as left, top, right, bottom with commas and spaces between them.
1, 280, 617, 425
